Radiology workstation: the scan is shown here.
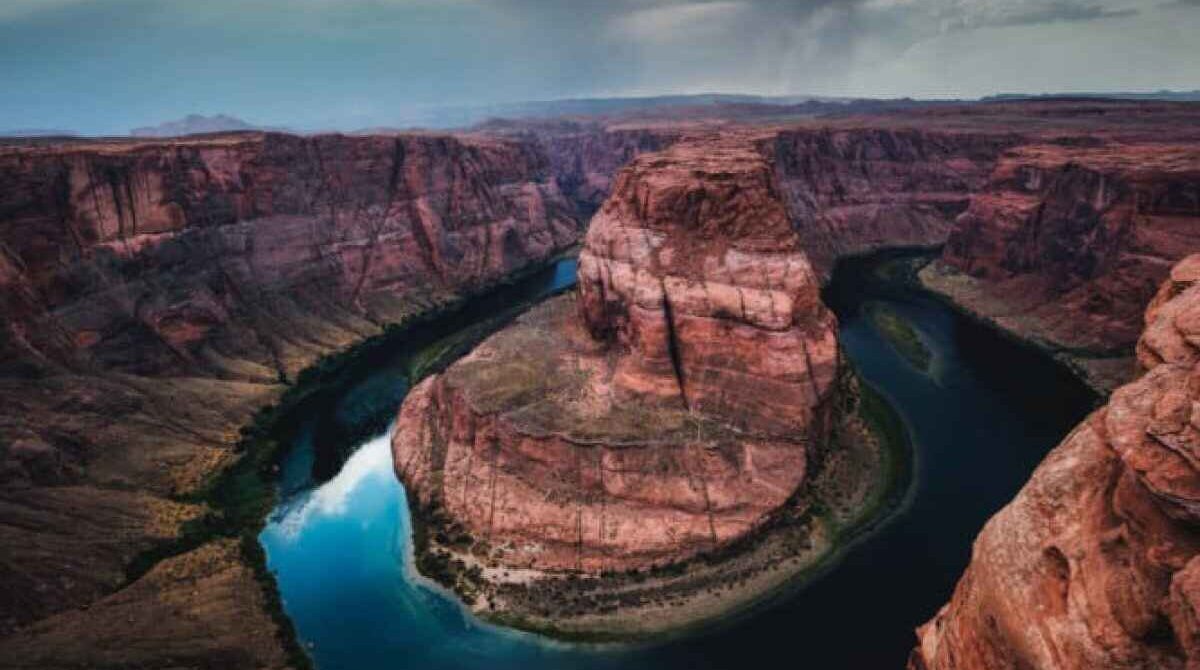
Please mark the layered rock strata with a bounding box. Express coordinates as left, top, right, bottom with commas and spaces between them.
391, 136, 888, 636
768, 127, 1015, 276
0, 130, 601, 666
911, 254, 1200, 670
920, 131, 1200, 392
0, 132, 585, 380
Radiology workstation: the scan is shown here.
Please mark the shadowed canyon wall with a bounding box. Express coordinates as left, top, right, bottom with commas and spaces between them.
0, 132, 587, 381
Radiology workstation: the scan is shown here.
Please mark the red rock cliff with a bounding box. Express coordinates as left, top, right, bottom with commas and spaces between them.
939, 143, 1200, 354
768, 127, 1014, 275
578, 135, 841, 435
911, 254, 1200, 670
0, 132, 583, 380
0, 129, 599, 662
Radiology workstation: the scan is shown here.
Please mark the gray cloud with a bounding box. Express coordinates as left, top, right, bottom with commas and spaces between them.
936, 1, 1139, 30
0, 0, 1193, 134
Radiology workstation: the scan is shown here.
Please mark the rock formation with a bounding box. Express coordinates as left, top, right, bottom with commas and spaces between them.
917, 103, 1200, 392
911, 254, 1200, 670
576, 136, 840, 437
768, 127, 1014, 276
394, 136, 840, 570
0, 132, 584, 380
496, 121, 680, 215
390, 135, 883, 635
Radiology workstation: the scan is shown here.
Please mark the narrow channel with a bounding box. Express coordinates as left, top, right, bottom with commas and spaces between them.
259, 250, 1096, 669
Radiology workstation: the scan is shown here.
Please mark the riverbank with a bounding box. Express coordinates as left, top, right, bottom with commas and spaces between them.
917, 260, 1133, 396
401, 355, 912, 642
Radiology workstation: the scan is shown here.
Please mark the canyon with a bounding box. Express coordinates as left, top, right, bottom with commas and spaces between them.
0, 130, 613, 666
0, 99, 1197, 666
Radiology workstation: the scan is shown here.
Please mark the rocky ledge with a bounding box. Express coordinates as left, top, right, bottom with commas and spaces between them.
911, 254, 1200, 669
391, 137, 899, 638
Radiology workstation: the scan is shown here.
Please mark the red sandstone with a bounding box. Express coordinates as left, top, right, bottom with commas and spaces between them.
392, 135, 840, 574
911, 254, 1200, 670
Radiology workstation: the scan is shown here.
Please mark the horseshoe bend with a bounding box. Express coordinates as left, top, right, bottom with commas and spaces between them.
0, 99, 1199, 667
391, 136, 893, 637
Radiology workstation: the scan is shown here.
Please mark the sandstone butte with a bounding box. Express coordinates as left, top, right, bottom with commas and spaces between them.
911, 254, 1200, 670
0, 99, 1198, 664
390, 134, 893, 637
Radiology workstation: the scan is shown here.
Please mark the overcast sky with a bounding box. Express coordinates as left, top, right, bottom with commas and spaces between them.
1, 0, 1197, 134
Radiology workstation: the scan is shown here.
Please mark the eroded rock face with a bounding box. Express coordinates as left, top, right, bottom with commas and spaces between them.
0, 129, 606, 660
0, 132, 584, 380
578, 136, 840, 436
769, 128, 1014, 276
927, 141, 1200, 367
393, 135, 841, 574
911, 254, 1200, 670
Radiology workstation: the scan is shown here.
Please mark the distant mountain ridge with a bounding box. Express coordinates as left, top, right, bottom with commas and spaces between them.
0, 129, 78, 138
983, 90, 1200, 102
130, 114, 288, 137
121, 91, 1200, 138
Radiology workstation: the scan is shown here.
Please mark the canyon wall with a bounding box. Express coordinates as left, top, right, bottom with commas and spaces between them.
0, 129, 638, 666
917, 109, 1200, 391
911, 255, 1200, 670
497, 121, 681, 215
393, 135, 840, 576
0, 132, 585, 381
768, 127, 1015, 275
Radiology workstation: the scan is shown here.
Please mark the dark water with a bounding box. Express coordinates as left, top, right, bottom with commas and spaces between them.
260, 251, 1096, 670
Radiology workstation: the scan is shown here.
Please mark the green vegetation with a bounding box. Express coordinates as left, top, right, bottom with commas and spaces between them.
123, 400, 314, 670
408, 500, 488, 604
868, 302, 933, 372
871, 253, 932, 285
835, 374, 913, 536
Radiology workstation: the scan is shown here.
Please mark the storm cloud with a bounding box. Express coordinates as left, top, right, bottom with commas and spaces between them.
0, 0, 1195, 134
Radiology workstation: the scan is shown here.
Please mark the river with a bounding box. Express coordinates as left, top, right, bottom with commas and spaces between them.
259, 250, 1096, 669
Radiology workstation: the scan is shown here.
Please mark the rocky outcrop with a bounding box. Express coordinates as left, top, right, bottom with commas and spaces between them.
395, 135, 840, 570
911, 254, 1200, 670
390, 135, 878, 635
577, 136, 840, 436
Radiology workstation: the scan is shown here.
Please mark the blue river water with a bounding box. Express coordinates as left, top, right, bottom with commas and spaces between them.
259, 252, 1095, 669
